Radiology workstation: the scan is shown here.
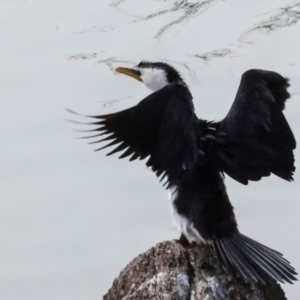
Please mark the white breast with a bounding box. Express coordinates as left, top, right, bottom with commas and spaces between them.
168, 185, 206, 244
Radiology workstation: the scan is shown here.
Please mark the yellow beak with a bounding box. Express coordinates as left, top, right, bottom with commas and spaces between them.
115, 67, 143, 82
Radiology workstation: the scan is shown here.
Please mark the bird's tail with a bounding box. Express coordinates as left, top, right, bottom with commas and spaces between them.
212, 232, 297, 284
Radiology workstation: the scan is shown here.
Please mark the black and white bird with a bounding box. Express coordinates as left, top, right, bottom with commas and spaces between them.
70, 61, 297, 284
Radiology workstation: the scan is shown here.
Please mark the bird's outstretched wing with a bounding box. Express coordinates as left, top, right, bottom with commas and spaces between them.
216, 69, 296, 184
71, 81, 199, 184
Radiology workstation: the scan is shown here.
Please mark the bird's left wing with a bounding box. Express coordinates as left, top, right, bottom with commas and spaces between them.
71, 81, 199, 184
215, 69, 296, 184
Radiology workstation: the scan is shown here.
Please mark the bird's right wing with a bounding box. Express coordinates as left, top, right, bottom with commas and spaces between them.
216, 69, 296, 184
71, 81, 200, 184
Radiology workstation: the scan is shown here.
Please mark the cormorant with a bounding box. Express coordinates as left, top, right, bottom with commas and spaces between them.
70, 61, 297, 284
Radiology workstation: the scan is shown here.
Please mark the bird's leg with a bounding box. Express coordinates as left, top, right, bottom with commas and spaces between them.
179, 233, 189, 245
176, 233, 192, 248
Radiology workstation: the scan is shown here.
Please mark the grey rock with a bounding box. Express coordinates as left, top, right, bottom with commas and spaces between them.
103, 241, 287, 300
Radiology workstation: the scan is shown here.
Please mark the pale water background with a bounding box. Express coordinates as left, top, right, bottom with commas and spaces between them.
1, 1, 300, 299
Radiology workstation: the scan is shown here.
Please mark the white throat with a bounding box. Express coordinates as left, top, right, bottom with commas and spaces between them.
139, 68, 169, 92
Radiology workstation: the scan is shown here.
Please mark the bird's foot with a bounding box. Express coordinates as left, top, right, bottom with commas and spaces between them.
175, 234, 196, 249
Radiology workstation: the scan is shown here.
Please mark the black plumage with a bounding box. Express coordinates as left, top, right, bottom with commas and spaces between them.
216, 70, 296, 184
69, 64, 297, 284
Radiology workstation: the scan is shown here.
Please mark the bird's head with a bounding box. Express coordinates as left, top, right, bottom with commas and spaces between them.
115, 61, 183, 92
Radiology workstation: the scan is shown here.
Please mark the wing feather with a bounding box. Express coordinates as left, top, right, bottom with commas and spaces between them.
217, 69, 296, 184
72, 81, 199, 184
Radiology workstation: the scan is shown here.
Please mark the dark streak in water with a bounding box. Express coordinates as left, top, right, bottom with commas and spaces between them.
189, 49, 232, 64
241, 3, 300, 41
111, 0, 223, 39
146, 0, 223, 39
97, 57, 134, 70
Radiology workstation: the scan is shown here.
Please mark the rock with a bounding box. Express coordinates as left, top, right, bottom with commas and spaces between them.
103, 241, 287, 300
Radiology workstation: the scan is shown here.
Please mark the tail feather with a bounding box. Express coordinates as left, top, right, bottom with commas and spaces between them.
236, 238, 296, 284
223, 237, 264, 283
232, 237, 291, 283
214, 238, 234, 275
241, 234, 296, 271
212, 233, 297, 284
235, 235, 296, 275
